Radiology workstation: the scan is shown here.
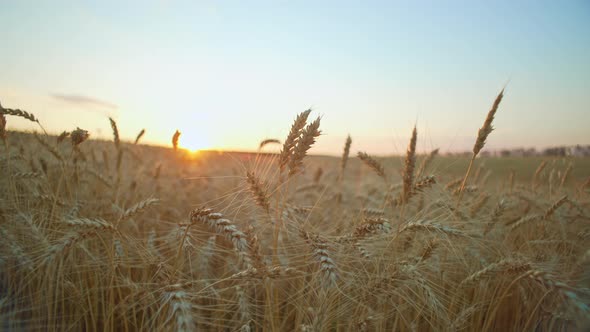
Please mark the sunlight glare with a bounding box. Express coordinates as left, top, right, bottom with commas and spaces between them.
180, 131, 212, 152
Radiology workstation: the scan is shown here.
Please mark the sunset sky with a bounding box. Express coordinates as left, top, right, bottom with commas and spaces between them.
1, 1, 589, 155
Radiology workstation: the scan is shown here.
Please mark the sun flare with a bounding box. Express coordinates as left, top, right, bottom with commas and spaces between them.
179, 131, 211, 152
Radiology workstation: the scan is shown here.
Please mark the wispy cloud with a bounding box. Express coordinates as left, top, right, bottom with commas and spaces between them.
51, 93, 118, 110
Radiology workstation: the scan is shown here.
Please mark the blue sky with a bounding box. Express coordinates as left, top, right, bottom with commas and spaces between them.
1, 0, 589, 154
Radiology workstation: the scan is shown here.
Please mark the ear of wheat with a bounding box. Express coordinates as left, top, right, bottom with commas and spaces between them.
134, 129, 146, 144
357, 151, 386, 180
246, 171, 270, 214
402, 125, 417, 204
172, 130, 181, 151
57, 131, 70, 144
0, 113, 6, 145
1, 102, 48, 134
71, 127, 89, 146
417, 148, 439, 178
288, 116, 321, 176
457, 89, 505, 205
34, 133, 64, 162
279, 109, 311, 172
109, 117, 120, 148
339, 134, 352, 180
473, 89, 504, 156
259, 138, 280, 150
0, 103, 39, 123
532, 160, 547, 191
190, 208, 252, 268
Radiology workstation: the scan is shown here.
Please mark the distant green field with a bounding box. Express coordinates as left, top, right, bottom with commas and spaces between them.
358, 155, 589, 184
428, 156, 589, 182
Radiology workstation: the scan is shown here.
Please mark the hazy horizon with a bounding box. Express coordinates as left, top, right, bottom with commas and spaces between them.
1, 1, 589, 155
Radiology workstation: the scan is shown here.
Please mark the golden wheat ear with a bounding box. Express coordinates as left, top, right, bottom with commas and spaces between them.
1, 101, 48, 134
339, 134, 352, 180
259, 138, 280, 150
474, 89, 504, 156
357, 151, 386, 180
1, 104, 39, 123
417, 148, 439, 178
288, 116, 321, 177
402, 125, 417, 204
457, 88, 505, 205
172, 130, 181, 151
246, 171, 271, 214
0, 113, 6, 145
279, 109, 311, 172
134, 129, 145, 145
109, 117, 120, 148
70, 127, 89, 146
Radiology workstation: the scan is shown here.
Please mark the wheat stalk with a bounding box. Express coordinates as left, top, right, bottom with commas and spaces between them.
0, 104, 38, 122
509, 214, 541, 230
161, 289, 196, 332
470, 194, 490, 217
352, 217, 391, 238
299, 229, 338, 287
119, 198, 159, 222
560, 163, 573, 190
57, 131, 70, 144
484, 199, 506, 234
357, 152, 386, 180
229, 265, 302, 280
399, 219, 466, 237
63, 218, 115, 231
288, 116, 321, 176
86, 168, 113, 188
0, 101, 48, 135
246, 171, 270, 214
510, 195, 567, 230
445, 177, 462, 191
313, 167, 323, 184
189, 208, 251, 267
13, 171, 42, 178
236, 285, 252, 330
532, 160, 547, 191
259, 138, 280, 150
109, 117, 120, 149
339, 134, 352, 180
361, 208, 385, 218
402, 125, 418, 204
0, 113, 7, 146
43, 230, 102, 264
419, 239, 437, 262
279, 109, 311, 172
245, 225, 264, 269
417, 148, 439, 178
134, 129, 145, 144
543, 194, 568, 219
462, 259, 531, 284
390, 175, 436, 207
457, 89, 504, 204
34, 133, 64, 162
172, 130, 181, 151
0, 228, 34, 272
71, 127, 89, 146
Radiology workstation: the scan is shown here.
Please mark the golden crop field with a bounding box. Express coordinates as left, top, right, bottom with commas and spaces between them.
1, 103, 589, 331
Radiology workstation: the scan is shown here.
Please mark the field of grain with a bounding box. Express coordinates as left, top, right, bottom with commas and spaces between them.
1, 103, 589, 331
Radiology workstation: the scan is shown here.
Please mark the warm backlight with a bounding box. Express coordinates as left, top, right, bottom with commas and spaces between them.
179, 131, 211, 152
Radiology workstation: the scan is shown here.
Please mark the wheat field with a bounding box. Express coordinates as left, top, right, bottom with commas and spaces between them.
1, 100, 589, 331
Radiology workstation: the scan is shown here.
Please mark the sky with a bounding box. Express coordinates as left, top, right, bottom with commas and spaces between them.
1, 0, 589, 155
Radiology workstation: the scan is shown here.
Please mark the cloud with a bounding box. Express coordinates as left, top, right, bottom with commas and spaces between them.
50, 93, 118, 111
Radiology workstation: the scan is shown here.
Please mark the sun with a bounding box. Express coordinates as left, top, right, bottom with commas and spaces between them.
179, 131, 211, 152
